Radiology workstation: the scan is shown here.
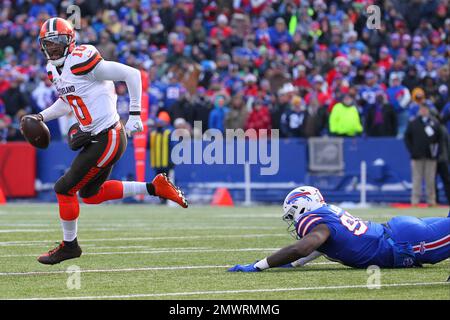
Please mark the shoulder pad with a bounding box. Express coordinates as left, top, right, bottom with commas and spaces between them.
296, 213, 325, 238
69, 45, 103, 76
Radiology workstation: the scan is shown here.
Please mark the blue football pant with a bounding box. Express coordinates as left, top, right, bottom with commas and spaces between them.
387, 215, 450, 264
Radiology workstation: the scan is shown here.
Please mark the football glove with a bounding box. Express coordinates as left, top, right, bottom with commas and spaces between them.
227, 262, 261, 272
125, 114, 143, 136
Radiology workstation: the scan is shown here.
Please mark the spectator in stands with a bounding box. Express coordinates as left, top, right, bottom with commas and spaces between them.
269, 17, 292, 48
1, 74, 28, 118
329, 94, 363, 137
358, 71, 386, 114
386, 73, 410, 137
292, 64, 311, 94
210, 14, 233, 44
403, 65, 422, 91
404, 104, 441, 207
303, 96, 329, 138
377, 46, 394, 72
224, 93, 247, 131
436, 124, 450, 205
163, 75, 184, 111
441, 101, 450, 133
245, 100, 272, 139
208, 94, 229, 134
435, 84, 448, 113
170, 87, 194, 126
365, 92, 397, 137
280, 95, 307, 138
304, 75, 331, 109
187, 18, 207, 45
191, 88, 212, 133
96, 31, 117, 61
272, 83, 295, 135
408, 87, 437, 120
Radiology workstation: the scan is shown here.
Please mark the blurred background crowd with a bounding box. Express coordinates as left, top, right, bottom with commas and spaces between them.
0, 0, 449, 142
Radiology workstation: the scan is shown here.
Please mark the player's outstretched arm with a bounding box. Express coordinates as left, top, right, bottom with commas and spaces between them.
91, 60, 143, 135
228, 224, 330, 272
289, 250, 323, 268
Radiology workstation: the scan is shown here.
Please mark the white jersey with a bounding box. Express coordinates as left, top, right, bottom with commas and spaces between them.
46, 44, 119, 135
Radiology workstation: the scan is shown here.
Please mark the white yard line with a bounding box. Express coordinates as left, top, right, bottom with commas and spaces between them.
89, 245, 211, 250
0, 226, 279, 232
0, 247, 283, 258
76, 226, 279, 231
0, 224, 54, 227
0, 261, 338, 277
0, 233, 287, 246
10, 281, 450, 300
0, 265, 232, 276
0, 229, 54, 233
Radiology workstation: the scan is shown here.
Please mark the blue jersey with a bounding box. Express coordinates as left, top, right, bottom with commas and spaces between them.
295, 205, 394, 268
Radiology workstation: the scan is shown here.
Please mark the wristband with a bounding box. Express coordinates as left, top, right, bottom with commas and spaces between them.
254, 258, 270, 270
129, 111, 141, 116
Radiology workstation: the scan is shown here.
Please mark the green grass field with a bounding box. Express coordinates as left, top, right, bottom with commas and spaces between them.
0, 204, 448, 300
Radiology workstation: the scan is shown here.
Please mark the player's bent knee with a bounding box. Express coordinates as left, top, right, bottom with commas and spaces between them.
54, 177, 71, 195
79, 187, 102, 204
81, 196, 102, 205
79, 188, 98, 199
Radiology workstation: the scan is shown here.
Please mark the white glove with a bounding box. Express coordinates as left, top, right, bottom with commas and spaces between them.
125, 114, 143, 136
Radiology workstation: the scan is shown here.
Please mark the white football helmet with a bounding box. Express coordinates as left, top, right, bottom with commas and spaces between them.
282, 186, 326, 238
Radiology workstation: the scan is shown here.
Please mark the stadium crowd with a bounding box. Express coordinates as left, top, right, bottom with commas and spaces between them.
0, 0, 449, 142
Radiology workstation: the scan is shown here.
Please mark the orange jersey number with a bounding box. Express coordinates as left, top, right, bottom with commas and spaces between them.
71, 45, 87, 58
67, 95, 92, 126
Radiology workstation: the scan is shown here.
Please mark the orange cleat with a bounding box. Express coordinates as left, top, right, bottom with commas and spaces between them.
152, 173, 188, 208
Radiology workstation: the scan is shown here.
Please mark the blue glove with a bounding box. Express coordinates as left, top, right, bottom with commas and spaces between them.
227, 263, 261, 272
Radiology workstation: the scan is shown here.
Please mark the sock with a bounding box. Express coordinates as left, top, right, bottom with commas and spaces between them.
123, 181, 151, 197
61, 219, 78, 242
146, 183, 155, 196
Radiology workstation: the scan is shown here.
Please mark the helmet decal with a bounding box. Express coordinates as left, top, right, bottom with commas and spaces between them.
286, 192, 312, 204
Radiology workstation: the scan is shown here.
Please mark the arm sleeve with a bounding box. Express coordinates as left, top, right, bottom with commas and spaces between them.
39, 98, 72, 122
91, 60, 142, 112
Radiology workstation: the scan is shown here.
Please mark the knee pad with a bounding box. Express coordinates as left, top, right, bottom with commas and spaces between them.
56, 193, 79, 220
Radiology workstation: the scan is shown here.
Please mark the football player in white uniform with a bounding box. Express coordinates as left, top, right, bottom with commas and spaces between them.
22, 17, 188, 265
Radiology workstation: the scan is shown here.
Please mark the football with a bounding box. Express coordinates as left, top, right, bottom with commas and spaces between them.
21, 116, 51, 149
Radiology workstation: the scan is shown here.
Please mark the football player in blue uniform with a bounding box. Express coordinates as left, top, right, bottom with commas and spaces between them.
228, 186, 450, 272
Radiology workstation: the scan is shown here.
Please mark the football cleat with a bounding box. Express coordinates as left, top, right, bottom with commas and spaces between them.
152, 173, 188, 208
37, 241, 82, 265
